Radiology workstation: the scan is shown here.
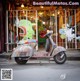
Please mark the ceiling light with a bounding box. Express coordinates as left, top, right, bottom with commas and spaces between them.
39, 12, 43, 16
21, 4, 24, 8
58, 11, 60, 14
42, 21, 45, 25
52, 13, 55, 16
40, 6, 44, 8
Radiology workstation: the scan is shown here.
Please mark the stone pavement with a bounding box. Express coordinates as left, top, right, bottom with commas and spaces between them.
0, 49, 80, 60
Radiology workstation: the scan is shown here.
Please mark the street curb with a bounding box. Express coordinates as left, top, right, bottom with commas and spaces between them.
67, 57, 80, 61
0, 55, 11, 59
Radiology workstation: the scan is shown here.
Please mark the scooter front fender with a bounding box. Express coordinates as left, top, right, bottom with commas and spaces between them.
52, 46, 66, 56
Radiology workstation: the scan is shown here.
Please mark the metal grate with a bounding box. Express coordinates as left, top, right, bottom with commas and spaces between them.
6, 9, 80, 52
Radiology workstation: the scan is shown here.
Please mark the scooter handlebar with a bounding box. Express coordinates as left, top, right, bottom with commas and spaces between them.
40, 30, 53, 38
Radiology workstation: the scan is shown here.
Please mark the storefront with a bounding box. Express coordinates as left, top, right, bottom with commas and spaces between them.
5, 7, 80, 52
0, 0, 80, 52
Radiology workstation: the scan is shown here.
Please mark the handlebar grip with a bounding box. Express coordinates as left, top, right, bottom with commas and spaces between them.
40, 34, 46, 38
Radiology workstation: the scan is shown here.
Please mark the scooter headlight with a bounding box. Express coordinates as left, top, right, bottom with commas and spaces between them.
47, 30, 50, 33
47, 30, 53, 34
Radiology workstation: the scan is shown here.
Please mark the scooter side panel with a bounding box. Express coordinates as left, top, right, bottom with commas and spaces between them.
11, 45, 34, 57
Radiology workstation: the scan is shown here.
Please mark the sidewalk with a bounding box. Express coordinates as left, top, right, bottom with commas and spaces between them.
0, 49, 80, 60
66, 49, 80, 60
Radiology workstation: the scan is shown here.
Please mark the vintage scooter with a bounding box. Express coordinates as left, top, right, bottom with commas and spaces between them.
12, 30, 67, 64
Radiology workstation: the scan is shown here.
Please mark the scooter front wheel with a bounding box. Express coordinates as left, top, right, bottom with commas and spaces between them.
54, 51, 66, 64
15, 57, 28, 64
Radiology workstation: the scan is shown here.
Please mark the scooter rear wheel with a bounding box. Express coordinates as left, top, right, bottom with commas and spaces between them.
54, 51, 66, 64
15, 57, 28, 64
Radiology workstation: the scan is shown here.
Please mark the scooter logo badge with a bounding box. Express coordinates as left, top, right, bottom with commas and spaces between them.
60, 74, 66, 80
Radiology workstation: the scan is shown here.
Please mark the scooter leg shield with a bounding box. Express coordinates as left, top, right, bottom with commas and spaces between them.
52, 46, 66, 56
45, 38, 51, 52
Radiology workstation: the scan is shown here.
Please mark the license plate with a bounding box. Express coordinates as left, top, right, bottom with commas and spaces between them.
19, 52, 26, 57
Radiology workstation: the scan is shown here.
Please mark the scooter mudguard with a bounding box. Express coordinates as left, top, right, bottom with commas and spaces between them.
52, 46, 66, 56
11, 45, 34, 58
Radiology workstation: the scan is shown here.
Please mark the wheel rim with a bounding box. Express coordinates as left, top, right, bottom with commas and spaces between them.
56, 52, 66, 63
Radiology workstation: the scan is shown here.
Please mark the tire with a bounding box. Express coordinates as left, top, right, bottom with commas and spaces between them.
15, 57, 28, 65
45, 38, 50, 52
54, 51, 66, 64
